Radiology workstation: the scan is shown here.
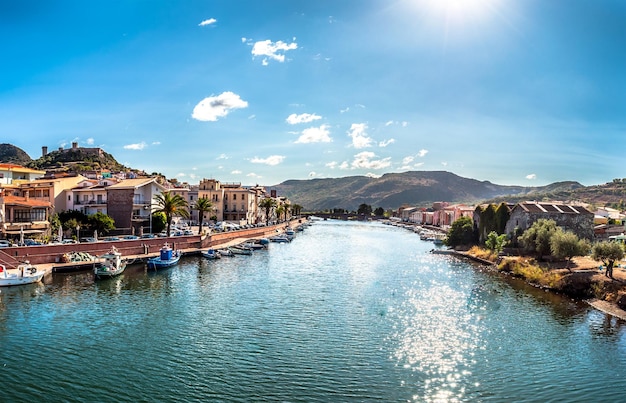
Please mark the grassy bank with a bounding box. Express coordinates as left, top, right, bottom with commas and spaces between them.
465, 247, 626, 307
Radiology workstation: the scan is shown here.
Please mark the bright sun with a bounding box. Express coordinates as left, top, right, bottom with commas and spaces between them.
409, 0, 500, 26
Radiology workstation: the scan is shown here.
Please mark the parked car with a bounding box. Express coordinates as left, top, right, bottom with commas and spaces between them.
183, 230, 194, 235
23, 239, 43, 246
0, 240, 14, 248
80, 237, 97, 243
62, 239, 78, 244
141, 234, 156, 239
123, 235, 139, 240
102, 236, 120, 241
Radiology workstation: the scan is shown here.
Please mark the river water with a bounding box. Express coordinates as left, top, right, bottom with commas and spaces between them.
1, 220, 625, 402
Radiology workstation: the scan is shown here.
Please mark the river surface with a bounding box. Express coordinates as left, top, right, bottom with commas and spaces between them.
1, 220, 626, 402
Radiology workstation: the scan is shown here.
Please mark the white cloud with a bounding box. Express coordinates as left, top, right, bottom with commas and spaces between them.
241, 37, 248, 43
286, 113, 322, 125
348, 123, 373, 149
124, 142, 146, 150
351, 151, 391, 170
231, 170, 242, 174
526, 174, 537, 180
295, 124, 332, 144
339, 161, 349, 170
247, 173, 262, 178
340, 107, 350, 113
250, 155, 285, 166
402, 156, 415, 165
199, 18, 217, 26
385, 120, 394, 127
152, 141, 161, 146
441, 161, 448, 167
248, 114, 256, 120
251, 39, 297, 64
365, 172, 382, 178
217, 154, 229, 160
417, 149, 428, 157
192, 91, 248, 122
379, 139, 395, 147
308, 171, 317, 177
325, 161, 337, 169
402, 121, 408, 127
176, 173, 186, 177
86, 138, 94, 145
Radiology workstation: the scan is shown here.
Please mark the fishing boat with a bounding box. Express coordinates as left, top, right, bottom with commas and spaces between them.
0, 262, 45, 286
94, 246, 127, 279
147, 243, 181, 269
201, 249, 221, 259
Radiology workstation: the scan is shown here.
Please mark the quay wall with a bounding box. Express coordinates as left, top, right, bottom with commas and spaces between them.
0, 220, 300, 268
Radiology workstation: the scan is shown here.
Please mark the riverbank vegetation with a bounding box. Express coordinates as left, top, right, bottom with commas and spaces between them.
448, 216, 626, 309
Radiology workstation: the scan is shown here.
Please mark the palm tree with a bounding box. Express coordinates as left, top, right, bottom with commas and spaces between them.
259, 197, 277, 225
291, 204, 303, 218
283, 203, 291, 221
276, 206, 285, 223
193, 197, 213, 234
153, 191, 190, 237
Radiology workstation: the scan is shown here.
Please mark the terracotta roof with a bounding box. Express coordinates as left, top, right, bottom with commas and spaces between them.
3, 195, 51, 208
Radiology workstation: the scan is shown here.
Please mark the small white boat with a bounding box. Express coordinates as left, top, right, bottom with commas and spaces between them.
94, 246, 127, 279
217, 248, 234, 257
202, 249, 221, 259
0, 263, 45, 286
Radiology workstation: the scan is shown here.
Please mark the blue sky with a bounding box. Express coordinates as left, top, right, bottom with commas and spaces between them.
1, 0, 624, 187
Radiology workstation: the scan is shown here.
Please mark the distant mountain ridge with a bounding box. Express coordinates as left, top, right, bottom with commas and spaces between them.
271, 171, 586, 211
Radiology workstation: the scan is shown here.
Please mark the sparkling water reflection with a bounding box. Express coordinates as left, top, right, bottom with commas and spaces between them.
1, 220, 626, 402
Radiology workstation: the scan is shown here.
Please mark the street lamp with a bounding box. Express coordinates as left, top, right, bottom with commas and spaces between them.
144, 205, 152, 234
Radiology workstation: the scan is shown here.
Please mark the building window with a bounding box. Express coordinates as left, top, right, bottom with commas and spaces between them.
233, 194, 237, 200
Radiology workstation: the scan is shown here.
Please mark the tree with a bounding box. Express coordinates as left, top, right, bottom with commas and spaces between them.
152, 212, 167, 234
495, 203, 510, 234
357, 203, 372, 216
87, 212, 115, 235
550, 230, 590, 271
374, 207, 385, 216
153, 191, 190, 237
291, 204, 303, 217
478, 204, 497, 243
192, 197, 213, 234
259, 198, 277, 225
592, 241, 625, 278
282, 203, 291, 221
485, 231, 507, 254
444, 216, 475, 248
520, 219, 558, 260
276, 206, 287, 222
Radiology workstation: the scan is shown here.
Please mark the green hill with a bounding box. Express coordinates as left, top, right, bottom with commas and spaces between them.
0, 144, 33, 165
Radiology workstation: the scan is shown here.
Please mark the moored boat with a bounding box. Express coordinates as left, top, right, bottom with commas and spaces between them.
0, 263, 45, 286
229, 245, 253, 255
94, 246, 127, 279
147, 243, 181, 269
217, 248, 234, 257
202, 249, 221, 259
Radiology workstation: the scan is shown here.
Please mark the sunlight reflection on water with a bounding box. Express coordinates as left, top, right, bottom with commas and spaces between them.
390, 260, 484, 402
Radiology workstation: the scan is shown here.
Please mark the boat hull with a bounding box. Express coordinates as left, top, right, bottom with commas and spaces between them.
0, 265, 45, 287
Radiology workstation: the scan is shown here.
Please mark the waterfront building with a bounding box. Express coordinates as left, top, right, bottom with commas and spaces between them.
105, 177, 166, 233
198, 178, 262, 225
65, 177, 120, 215
0, 163, 45, 185
504, 201, 594, 240
0, 187, 52, 239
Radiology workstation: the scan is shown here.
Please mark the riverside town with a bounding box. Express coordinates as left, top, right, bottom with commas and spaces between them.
2, 144, 626, 316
